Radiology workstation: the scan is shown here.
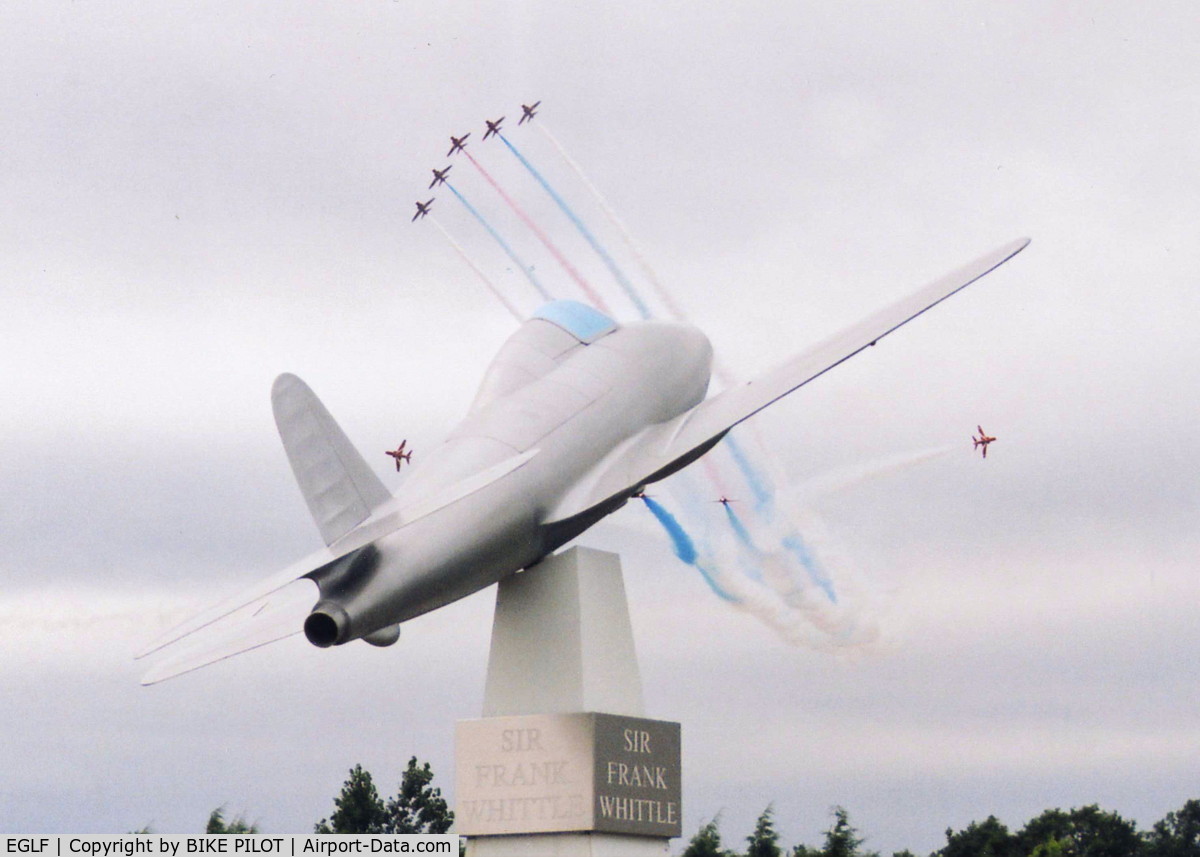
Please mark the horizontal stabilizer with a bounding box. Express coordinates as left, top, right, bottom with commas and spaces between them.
136, 448, 542, 674
550, 238, 1029, 521
272, 373, 392, 546
140, 578, 318, 685
135, 543, 334, 659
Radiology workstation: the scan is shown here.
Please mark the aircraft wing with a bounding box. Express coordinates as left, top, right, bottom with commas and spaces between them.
549, 238, 1029, 522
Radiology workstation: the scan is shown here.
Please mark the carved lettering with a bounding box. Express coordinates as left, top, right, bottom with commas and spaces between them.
476, 761, 570, 789
605, 761, 669, 790
622, 729, 651, 753
501, 728, 544, 752
460, 795, 586, 824
598, 795, 679, 825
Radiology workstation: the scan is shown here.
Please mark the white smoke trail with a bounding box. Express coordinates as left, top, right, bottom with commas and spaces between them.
532, 118, 922, 654
783, 444, 958, 506
0, 587, 199, 668
536, 122, 687, 322
429, 214, 525, 322
661, 473, 893, 658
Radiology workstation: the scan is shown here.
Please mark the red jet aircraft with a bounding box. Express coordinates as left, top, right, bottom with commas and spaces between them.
385, 440, 413, 471
972, 426, 996, 458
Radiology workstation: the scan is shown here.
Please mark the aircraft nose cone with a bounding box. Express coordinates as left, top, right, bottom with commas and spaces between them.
629, 322, 712, 420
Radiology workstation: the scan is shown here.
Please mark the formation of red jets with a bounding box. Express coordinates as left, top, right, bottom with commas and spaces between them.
411, 102, 542, 225
411, 100, 1002, 480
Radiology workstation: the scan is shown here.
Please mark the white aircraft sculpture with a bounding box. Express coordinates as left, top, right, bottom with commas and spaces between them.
138, 238, 1029, 683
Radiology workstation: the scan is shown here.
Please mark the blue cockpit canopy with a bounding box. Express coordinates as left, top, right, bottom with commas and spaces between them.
533, 300, 619, 344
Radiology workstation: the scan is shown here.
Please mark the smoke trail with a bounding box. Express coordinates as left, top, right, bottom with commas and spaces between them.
722, 503, 757, 553
497, 133, 651, 320
659, 477, 883, 655
640, 495, 738, 602
527, 125, 755, 399
723, 434, 775, 511
722, 500, 771, 584
527, 126, 780, 508
536, 121, 687, 322
720, 431, 837, 600
787, 444, 958, 504
444, 182, 552, 302
639, 495, 696, 564
524, 118, 873, 623
782, 533, 837, 603
460, 149, 612, 313
429, 215, 524, 322
520, 121, 782, 519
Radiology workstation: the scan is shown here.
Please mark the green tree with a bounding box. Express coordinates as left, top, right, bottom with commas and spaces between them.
314, 764, 387, 833
206, 807, 258, 834
822, 807, 867, 857
382, 757, 455, 834
683, 815, 736, 857
1146, 800, 1200, 857
1016, 805, 1142, 857
1031, 838, 1068, 857
936, 815, 1018, 857
747, 804, 783, 857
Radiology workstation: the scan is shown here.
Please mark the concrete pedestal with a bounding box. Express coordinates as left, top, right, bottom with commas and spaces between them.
458, 547, 677, 857
483, 546, 644, 718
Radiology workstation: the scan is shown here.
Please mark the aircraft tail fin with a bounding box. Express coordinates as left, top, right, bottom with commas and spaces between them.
272, 373, 392, 546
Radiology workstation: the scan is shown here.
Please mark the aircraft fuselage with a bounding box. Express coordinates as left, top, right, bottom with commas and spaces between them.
304, 317, 713, 646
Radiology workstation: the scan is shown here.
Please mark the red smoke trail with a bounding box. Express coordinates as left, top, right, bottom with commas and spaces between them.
537, 122, 687, 321
429, 215, 524, 322
461, 149, 612, 314
534, 121, 839, 598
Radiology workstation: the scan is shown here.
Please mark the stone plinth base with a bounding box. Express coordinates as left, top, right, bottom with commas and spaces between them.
466, 832, 668, 857
458, 548, 679, 857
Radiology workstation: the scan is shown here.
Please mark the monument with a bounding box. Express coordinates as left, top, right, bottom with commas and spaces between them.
457, 547, 680, 856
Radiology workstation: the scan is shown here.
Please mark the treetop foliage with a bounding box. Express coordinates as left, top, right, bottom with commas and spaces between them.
683, 814, 738, 857
689, 800, 1199, 857
746, 805, 783, 857
382, 757, 455, 835
205, 807, 258, 834
143, 762, 1197, 857
313, 759, 454, 835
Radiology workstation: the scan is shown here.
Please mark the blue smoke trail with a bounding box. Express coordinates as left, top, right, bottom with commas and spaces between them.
783, 533, 838, 603
721, 502, 764, 583
641, 496, 737, 602
724, 434, 837, 600
445, 182, 553, 302
723, 435, 775, 512
722, 503, 756, 551
503, 129, 785, 555
498, 134, 652, 320
515, 123, 841, 611
640, 496, 696, 564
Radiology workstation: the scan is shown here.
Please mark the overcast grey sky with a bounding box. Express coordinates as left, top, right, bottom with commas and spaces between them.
2, 2, 1198, 852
